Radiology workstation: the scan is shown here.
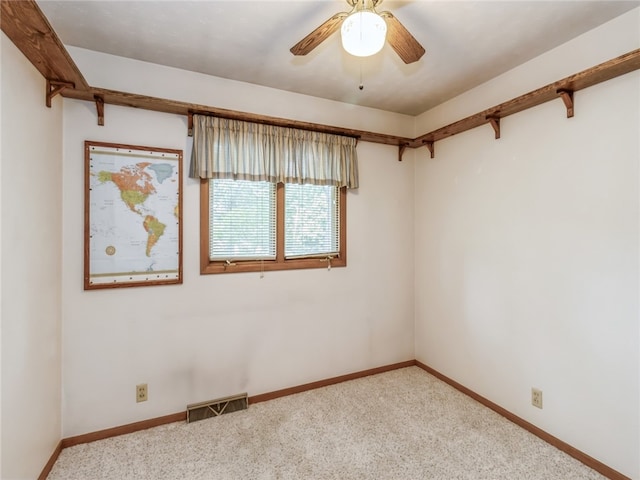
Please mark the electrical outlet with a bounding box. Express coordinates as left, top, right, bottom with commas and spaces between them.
136, 383, 148, 403
531, 388, 543, 409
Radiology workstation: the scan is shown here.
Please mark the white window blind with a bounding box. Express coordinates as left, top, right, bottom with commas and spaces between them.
284, 184, 339, 258
209, 179, 276, 260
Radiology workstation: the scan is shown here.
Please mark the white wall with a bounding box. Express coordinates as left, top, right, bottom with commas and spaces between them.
1, 33, 63, 479
414, 9, 640, 479
60, 53, 415, 437
67, 47, 416, 139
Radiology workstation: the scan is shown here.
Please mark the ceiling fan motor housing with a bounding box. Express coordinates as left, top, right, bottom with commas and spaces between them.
341, 10, 387, 57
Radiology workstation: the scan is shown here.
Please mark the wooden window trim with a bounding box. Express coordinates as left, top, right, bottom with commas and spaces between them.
200, 180, 347, 274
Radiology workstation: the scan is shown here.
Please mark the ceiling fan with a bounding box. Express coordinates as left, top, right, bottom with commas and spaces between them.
290, 0, 425, 64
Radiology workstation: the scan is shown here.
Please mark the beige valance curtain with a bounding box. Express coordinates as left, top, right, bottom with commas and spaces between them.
189, 115, 359, 188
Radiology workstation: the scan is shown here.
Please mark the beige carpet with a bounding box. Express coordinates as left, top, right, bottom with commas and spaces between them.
47, 367, 606, 479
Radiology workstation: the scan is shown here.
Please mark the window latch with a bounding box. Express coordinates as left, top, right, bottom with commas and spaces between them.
224, 260, 236, 270
320, 256, 334, 271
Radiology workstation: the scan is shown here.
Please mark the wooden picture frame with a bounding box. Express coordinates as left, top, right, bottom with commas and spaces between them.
84, 141, 183, 289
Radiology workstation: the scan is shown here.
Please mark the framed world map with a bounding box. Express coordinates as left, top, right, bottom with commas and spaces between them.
84, 141, 183, 289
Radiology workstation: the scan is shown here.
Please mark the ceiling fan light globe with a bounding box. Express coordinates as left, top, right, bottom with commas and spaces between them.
341, 11, 387, 57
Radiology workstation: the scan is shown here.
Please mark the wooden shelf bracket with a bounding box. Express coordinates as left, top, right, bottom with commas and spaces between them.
423, 140, 435, 158
187, 112, 194, 137
487, 115, 501, 139
94, 95, 105, 126
398, 143, 408, 162
557, 89, 574, 118
46, 79, 74, 108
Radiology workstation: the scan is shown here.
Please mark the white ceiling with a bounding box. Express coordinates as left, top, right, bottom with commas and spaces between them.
37, 0, 638, 116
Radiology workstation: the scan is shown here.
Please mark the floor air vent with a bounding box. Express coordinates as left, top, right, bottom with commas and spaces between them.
186, 393, 248, 423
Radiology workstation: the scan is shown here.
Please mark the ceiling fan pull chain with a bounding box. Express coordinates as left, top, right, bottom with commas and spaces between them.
359, 58, 364, 91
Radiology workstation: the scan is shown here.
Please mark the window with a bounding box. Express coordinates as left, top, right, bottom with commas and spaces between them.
209, 180, 276, 261
284, 183, 340, 258
191, 114, 357, 274
201, 179, 346, 274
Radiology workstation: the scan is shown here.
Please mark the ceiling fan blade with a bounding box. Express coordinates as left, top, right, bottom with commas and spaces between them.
380, 12, 425, 64
290, 12, 349, 56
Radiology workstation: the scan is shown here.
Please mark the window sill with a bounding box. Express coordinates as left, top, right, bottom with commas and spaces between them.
200, 256, 346, 275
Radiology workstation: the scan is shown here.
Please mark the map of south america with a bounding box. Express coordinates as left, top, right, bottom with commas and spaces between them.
142, 215, 166, 257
